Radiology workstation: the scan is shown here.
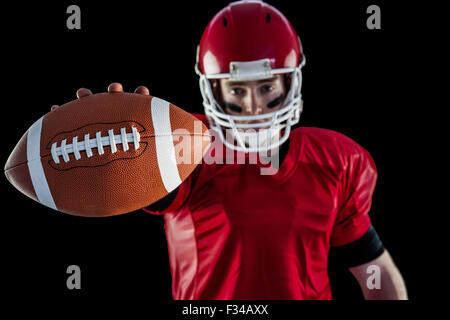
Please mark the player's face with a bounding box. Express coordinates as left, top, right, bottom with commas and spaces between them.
218, 75, 286, 121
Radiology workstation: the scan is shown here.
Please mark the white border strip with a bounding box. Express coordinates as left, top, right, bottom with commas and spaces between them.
151, 97, 182, 192
27, 116, 57, 210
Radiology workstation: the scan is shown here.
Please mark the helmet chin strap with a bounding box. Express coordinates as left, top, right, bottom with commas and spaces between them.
244, 128, 281, 150
229, 125, 282, 152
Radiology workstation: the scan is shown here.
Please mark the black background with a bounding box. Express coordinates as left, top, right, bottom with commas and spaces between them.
1, 0, 432, 315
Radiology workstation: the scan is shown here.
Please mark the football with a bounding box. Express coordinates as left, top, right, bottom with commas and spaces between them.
4, 92, 211, 217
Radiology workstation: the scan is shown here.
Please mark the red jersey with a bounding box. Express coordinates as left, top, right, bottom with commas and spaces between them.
144, 114, 377, 300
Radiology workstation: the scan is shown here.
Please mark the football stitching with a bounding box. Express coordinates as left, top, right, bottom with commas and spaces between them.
44, 120, 148, 151
50, 126, 141, 164
47, 142, 149, 171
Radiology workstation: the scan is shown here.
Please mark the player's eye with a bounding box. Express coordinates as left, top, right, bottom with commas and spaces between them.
260, 84, 274, 93
230, 87, 245, 96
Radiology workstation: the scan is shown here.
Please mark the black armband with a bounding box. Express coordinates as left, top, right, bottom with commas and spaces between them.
328, 225, 385, 269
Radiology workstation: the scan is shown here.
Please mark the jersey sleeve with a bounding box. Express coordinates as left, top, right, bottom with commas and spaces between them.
142, 167, 196, 215
142, 113, 208, 215
331, 144, 378, 247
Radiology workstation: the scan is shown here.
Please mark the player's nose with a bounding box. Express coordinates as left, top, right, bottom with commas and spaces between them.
242, 95, 263, 116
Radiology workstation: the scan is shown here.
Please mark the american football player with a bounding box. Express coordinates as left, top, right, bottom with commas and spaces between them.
67, 0, 408, 299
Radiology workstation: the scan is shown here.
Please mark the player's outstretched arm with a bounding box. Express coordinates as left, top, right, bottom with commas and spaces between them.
349, 250, 408, 300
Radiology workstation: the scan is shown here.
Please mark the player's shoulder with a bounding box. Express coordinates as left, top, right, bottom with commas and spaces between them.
293, 127, 364, 152
291, 127, 372, 168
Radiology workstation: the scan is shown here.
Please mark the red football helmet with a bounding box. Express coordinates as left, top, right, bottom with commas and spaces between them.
196, 0, 305, 153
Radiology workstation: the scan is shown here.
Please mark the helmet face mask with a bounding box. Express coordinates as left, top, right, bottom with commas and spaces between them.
196, 0, 305, 153
198, 66, 303, 153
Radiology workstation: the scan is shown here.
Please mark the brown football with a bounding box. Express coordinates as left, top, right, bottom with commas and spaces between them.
4, 92, 210, 217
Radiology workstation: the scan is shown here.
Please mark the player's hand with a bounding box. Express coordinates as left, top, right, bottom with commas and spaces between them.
51, 82, 150, 111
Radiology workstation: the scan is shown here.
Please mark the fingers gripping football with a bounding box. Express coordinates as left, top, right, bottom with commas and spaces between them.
51, 83, 151, 111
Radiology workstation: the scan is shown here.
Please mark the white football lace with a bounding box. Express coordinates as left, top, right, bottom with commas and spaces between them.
51, 127, 140, 164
